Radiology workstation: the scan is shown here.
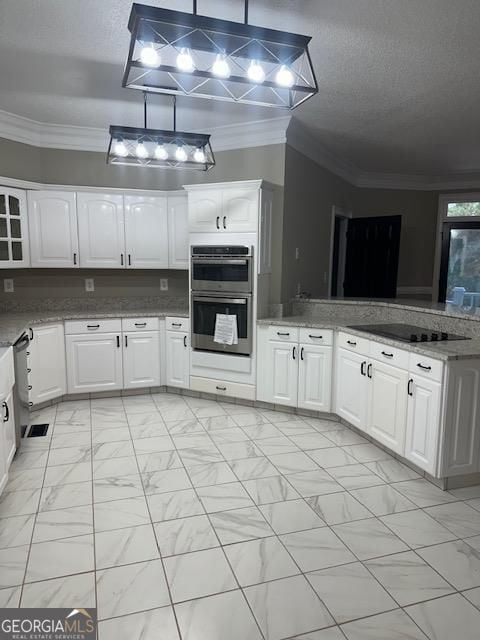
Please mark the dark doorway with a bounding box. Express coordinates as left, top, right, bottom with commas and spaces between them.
343, 215, 401, 298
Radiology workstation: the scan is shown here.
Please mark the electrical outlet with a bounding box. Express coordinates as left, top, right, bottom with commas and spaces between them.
3, 279, 14, 293
295, 247, 300, 260
85, 278, 95, 292
160, 278, 169, 291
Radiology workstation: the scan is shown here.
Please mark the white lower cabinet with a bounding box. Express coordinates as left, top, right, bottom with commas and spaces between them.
28, 323, 66, 406
166, 331, 190, 389
298, 344, 332, 412
123, 331, 160, 389
3, 390, 15, 468
265, 340, 298, 407
334, 347, 369, 430
0, 348, 15, 495
368, 359, 408, 454
405, 374, 442, 475
66, 333, 123, 394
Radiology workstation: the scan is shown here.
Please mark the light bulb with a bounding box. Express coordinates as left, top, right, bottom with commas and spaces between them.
212, 53, 230, 78
113, 140, 128, 157
193, 147, 206, 163
135, 142, 149, 159
154, 144, 169, 160
275, 64, 294, 88
247, 60, 265, 83
140, 44, 160, 68
175, 145, 188, 162
176, 48, 195, 72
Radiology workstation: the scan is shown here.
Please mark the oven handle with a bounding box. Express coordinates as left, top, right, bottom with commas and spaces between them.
192, 259, 249, 266
192, 296, 249, 304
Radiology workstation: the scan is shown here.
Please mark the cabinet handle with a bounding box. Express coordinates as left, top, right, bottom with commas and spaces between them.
367, 363, 372, 378
73, 252, 77, 265
292, 346, 296, 360
184, 335, 187, 348
309, 334, 323, 339
135, 322, 147, 327
27, 368, 31, 373
347, 340, 357, 346
381, 351, 394, 358
29, 327, 33, 340
408, 378, 413, 396
216, 385, 227, 391
361, 361, 366, 376
125, 335, 128, 347
216, 216, 220, 230
120, 253, 124, 266
87, 324, 100, 329
417, 363, 432, 371
116, 335, 120, 348
2, 401, 9, 423
128, 254, 131, 266
223, 216, 226, 229
277, 332, 290, 337
300, 347, 304, 360
172, 323, 182, 327
28, 385, 32, 390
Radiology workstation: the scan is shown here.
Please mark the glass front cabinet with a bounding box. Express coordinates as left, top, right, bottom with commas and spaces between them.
0, 188, 29, 268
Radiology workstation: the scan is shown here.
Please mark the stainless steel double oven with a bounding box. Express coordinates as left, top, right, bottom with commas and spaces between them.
191, 246, 253, 356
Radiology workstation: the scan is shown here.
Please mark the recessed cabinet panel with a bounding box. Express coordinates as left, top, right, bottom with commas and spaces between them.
166, 332, 190, 389
334, 347, 369, 430
168, 195, 189, 269
222, 188, 258, 232
405, 374, 441, 475
188, 191, 222, 232
123, 331, 161, 388
368, 359, 408, 454
298, 344, 332, 412
28, 323, 66, 405
66, 333, 123, 393
124, 196, 169, 269
266, 340, 298, 407
28, 191, 78, 267
77, 193, 125, 268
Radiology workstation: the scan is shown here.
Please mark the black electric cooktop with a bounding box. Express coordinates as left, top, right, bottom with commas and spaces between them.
348, 323, 469, 343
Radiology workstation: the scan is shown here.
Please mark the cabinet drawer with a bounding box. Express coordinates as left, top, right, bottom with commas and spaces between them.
166, 317, 190, 332
409, 353, 443, 382
337, 331, 370, 354
0, 348, 14, 399
299, 328, 333, 346
265, 326, 299, 343
65, 319, 122, 335
122, 317, 159, 332
370, 340, 409, 369
190, 375, 255, 400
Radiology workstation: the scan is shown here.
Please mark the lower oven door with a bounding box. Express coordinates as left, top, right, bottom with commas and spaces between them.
192, 293, 252, 355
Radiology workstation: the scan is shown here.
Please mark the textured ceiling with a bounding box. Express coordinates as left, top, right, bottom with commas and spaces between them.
0, 0, 479, 176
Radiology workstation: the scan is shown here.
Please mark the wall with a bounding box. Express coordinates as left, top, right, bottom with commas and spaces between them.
281, 145, 355, 301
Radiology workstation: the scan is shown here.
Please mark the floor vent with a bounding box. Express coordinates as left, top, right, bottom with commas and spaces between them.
27, 424, 50, 437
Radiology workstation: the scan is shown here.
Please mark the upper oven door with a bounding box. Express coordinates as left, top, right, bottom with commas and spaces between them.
191, 256, 252, 293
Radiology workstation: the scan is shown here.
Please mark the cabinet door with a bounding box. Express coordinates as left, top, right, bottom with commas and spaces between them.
125, 195, 169, 269
28, 324, 66, 406
222, 188, 259, 232
0, 401, 7, 495
77, 193, 125, 268
28, 191, 79, 267
265, 340, 298, 407
123, 331, 161, 389
405, 375, 441, 474
334, 347, 368, 430
298, 344, 332, 412
188, 191, 222, 232
0, 187, 30, 268
168, 194, 189, 269
66, 333, 123, 394
2, 390, 15, 467
368, 359, 408, 454
166, 332, 190, 388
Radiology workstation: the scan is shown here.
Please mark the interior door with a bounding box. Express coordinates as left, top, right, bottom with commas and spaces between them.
77, 193, 125, 268
124, 195, 169, 269
344, 215, 401, 297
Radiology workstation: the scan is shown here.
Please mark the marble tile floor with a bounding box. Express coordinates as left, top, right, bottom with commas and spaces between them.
1, 393, 480, 640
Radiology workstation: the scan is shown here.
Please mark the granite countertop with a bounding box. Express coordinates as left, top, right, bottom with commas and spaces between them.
257, 316, 480, 361
0, 308, 189, 347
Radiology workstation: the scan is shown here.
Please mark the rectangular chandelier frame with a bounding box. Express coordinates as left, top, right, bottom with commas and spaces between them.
122, 3, 318, 109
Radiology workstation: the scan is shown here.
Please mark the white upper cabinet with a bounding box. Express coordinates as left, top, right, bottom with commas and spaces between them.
28, 191, 79, 268
222, 188, 259, 232
188, 189, 222, 232
77, 193, 125, 268
168, 194, 189, 269
124, 195, 169, 269
0, 187, 30, 268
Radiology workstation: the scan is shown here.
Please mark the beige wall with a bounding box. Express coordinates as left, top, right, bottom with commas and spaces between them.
281, 145, 355, 300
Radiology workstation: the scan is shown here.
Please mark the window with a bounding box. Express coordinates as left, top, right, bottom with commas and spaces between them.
447, 201, 480, 217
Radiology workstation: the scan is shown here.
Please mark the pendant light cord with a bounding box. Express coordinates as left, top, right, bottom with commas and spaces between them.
173, 96, 177, 132
244, 0, 249, 24
143, 92, 147, 129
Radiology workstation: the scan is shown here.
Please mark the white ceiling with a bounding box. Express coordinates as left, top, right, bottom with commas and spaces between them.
1, 0, 480, 178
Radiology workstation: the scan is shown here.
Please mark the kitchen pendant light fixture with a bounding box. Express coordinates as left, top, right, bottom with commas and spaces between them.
122, 1, 317, 109
107, 93, 215, 170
